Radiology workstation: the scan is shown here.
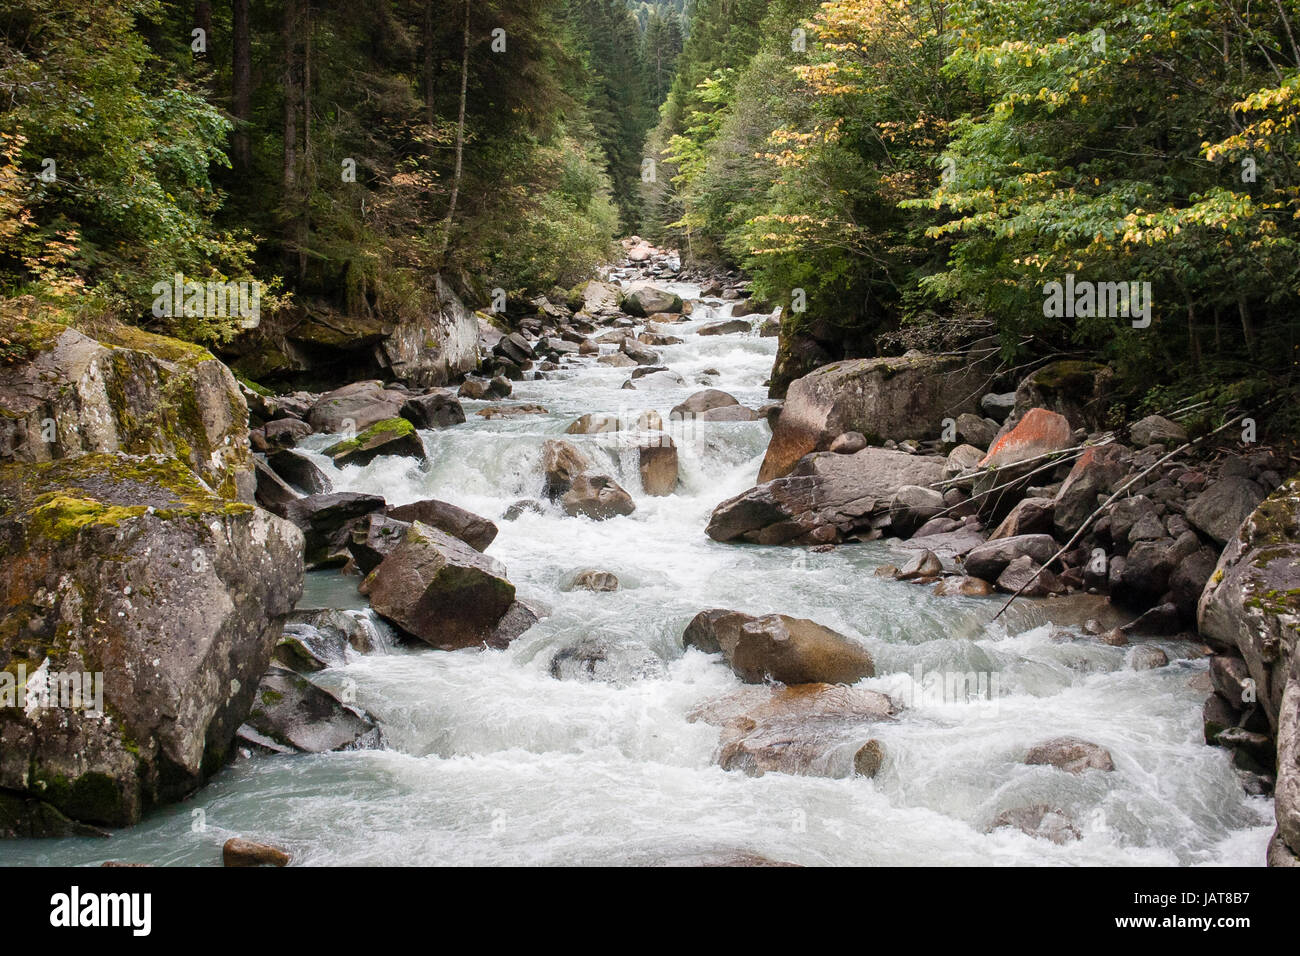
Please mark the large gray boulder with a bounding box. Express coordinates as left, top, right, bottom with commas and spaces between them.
707, 447, 945, 545
758, 354, 984, 481
1187, 477, 1268, 546
0, 454, 303, 831
306, 381, 407, 434
621, 283, 683, 317
361, 522, 516, 650
963, 534, 1059, 581
0, 323, 255, 501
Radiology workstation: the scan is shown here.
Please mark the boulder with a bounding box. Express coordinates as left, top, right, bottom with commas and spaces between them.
978, 408, 1073, 470
980, 391, 1016, 422
887, 485, 946, 535
621, 284, 683, 317
758, 354, 984, 482
266, 449, 332, 495
263, 417, 312, 448
830, 432, 868, 455
222, 838, 290, 868
963, 534, 1059, 581
990, 497, 1055, 540
0, 323, 255, 501
274, 608, 384, 671
347, 513, 413, 574
620, 340, 660, 365
1127, 646, 1170, 670
1012, 360, 1113, 431
578, 279, 622, 314
933, 575, 995, 597
995, 555, 1065, 596
955, 412, 999, 450
698, 405, 762, 422
1187, 477, 1268, 546
1198, 475, 1300, 728
988, 806, 1080, 844
562, 473, 636, 520
240, 666, 380, 753
541, 439, 592, 498
1277, 664, 1300, 860
698, 319, 751, 336
324, 418, 424, 466
670, 389, 739, 420
896, 549, 942, 581
361, 522, 516, 650
566, 569, 619, 592
1130, 414, 1188, 448
1024, 737, 1115, 773
707, 448, 946, 546
639, 437, 678, 496
387, 499, 497, 551
681, 610, 874, 684
400, 390, 465, 429
487, 600, 541, 649
283, 492, 387, 567
689, 683, 896, 777
549, 637, 666, 684
0, 454, 303, 829
597, 352, 638, 368
306, 381, 406, 434
943, 444, 984, 479
254, 457, 300, 516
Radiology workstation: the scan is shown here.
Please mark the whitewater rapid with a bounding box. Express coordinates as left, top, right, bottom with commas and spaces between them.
4, 278, 1274, 866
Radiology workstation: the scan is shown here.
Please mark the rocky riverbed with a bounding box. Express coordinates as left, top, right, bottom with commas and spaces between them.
1, 239, 1296, 866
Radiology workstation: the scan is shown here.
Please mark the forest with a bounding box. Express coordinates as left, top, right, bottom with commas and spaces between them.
2, 0, 1299, 434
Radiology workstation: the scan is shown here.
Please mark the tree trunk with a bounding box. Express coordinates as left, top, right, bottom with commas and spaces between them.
439, 0, 470, 261
232, 0, 252, 173
282, 0, 303, 279
422, 0, 435, 132
195, 1, 212, 57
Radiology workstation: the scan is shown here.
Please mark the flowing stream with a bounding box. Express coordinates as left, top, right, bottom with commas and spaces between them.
4, 275, 1275, 866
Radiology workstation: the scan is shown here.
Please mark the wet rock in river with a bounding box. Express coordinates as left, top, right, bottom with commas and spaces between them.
1024, 737, 1115, 773
361, 522, 516, 650
682, 609, 874, 684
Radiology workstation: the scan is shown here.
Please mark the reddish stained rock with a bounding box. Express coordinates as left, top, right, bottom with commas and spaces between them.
978, 408, 1073, 470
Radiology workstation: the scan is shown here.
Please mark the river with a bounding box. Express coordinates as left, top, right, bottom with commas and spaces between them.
3, 272, 1275, 866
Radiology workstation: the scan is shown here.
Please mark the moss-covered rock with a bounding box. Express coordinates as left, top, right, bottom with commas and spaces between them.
0, 319, 255, 502
323, 417, 424, 466
0, 453, 303, 831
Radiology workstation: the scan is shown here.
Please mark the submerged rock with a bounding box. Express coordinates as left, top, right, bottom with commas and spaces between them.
549, 637, 666, 684
988, 805, 1081, 844
689, 683, 896, 778
1024, 737, 1115, 773
0, 454, 303, 830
